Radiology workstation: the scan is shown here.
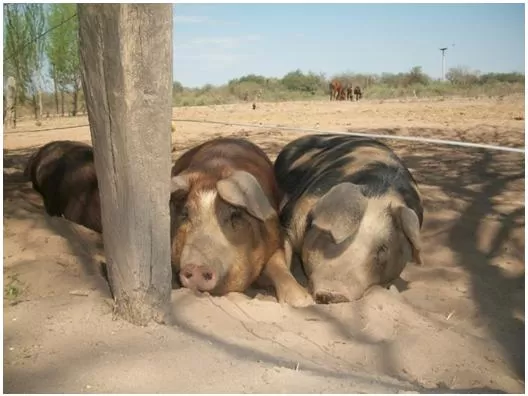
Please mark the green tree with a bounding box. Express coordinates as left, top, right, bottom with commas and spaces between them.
24, 3, 46, 120
237, 74, 267, 85
446, 66, 480, 86
405, 66, 430, 86
46, 4, 79, 116
172, 81, 184, 93
281, 69, 322, 94
380, 72, 401, 87
3, 4, 32, 105
3, 4, 47, 120
479, 72, 525, 85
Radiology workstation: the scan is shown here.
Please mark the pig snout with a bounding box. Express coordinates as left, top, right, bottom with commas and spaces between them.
310, 276, 366, 304
179, 264, 217, 292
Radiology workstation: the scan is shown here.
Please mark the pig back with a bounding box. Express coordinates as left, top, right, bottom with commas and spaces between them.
172, 137, 281, 208
28, 140, 92, 192
26, 140, 102, 232
275, 134, 423, 226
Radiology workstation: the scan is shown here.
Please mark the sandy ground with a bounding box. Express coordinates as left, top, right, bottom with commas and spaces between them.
3, 96, 525, 393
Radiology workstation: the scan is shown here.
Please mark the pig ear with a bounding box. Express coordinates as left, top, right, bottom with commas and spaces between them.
394, 206, 423, 265
217, 171, 276, 222
311, 182, 366, 244
171, 175, 190, 196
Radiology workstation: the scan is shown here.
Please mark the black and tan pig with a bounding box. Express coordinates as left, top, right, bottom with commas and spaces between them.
170, 137, 314, 307
274, 134, 423, 304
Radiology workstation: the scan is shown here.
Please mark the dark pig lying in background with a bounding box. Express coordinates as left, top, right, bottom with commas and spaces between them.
274, 134, 423, 304
170, 137, 314, 307
24, 140, 102, 233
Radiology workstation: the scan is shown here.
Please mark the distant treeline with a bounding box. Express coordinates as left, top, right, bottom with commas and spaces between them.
15, 66, 524, 118
172, 66, 525, 107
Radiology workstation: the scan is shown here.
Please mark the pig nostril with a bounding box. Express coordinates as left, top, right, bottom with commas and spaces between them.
202, 272, 213, 281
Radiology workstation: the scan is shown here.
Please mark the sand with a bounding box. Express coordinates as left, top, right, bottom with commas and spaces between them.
3, 95, 524, 393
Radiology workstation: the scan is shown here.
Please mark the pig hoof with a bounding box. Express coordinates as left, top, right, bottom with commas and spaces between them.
278, 287, 315, 308
314, 290, 351, 304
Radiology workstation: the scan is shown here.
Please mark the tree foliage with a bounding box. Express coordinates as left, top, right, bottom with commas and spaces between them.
446, 66, 480, 86
47, 4, 78, 85
3, 4, 34, 104
46, 4, 79, 115
24, 3, 47, 119
479, 72, 524, 85
281, 69, 324, 94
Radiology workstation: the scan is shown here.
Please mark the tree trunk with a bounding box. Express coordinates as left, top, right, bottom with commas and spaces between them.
53, 70, 59, 115
78, 4, 173, 326
38, 90, 43, 121
36, 45, 43, 121
72, 77, 80, 116
72, 89, 78, 116
60, 90, 64, 116
32, 95, 38, 120
5, 76, 17, 129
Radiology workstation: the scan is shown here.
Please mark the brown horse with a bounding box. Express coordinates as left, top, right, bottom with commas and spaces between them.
329, 80, 342, 101
353, 86, 363, 101
338, 87, 347, 101
345, 85, 354, 101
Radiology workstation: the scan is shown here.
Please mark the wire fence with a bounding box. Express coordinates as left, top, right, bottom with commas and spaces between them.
174, 118, 525, 154
4, 117, 525, 154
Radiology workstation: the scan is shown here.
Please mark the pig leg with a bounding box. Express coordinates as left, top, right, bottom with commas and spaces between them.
263, 243, 314, 308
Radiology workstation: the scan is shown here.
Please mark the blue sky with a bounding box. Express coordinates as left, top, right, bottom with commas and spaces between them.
172, 3, 525, 87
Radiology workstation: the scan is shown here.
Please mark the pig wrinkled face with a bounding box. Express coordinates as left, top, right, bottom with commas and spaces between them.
170, 171, 276, 295
300, 183, 421, 303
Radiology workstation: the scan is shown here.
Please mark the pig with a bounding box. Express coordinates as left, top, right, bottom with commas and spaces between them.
274, 134, 423, 304
25, 140, 102, 233
170, 137, 314, 307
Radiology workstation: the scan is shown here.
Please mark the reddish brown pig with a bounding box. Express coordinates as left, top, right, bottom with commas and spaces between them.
170, 137, 314, 307
25, 140, 102, 233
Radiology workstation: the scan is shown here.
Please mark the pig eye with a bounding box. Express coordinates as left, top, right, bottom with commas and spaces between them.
179, 206, 189, 221
229, 208, 244, 227
376, 245, 388, 261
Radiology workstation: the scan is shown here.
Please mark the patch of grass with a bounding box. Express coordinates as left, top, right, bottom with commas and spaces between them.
4, 274, 24, 302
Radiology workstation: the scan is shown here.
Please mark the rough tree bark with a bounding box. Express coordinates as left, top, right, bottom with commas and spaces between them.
52, 69, 59, 115
4, 76, 17, 129
60, 90, 65, 116
72, 76, 80, 116
78, 4, 173, 325
38, 90, 43, 121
